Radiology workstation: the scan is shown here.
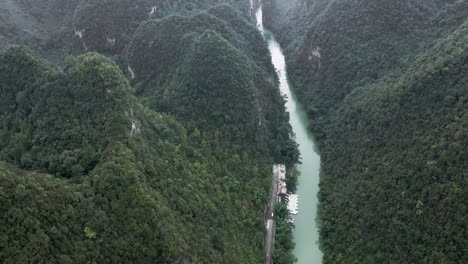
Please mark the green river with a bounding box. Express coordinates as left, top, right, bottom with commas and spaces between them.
256, 5, 323, 264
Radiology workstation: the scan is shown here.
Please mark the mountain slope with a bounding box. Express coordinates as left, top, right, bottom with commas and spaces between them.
128, 4, 298, 160
0, 44, 294, 263
263, 0, 467, 263
319, 24, 467, 263
0, 0, 80, 61
0, 0, 253, 61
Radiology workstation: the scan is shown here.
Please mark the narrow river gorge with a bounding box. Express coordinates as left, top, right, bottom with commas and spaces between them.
255, 5, 323, 264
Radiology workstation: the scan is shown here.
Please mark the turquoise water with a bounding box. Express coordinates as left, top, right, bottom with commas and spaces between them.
256, 6, 323, 264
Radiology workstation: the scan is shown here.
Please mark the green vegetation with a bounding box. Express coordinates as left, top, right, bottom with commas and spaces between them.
72, 0, 155, 53
127, 5, 300, 260
264, 0, 467, 263
0, 0, 301, 261
0, 39, 297, 262
0, 0, 80, 62
319, 25, 467, 264
127, 5, 295, 155
0, 0, 252, 59
274, 202, 296, 263
0, 46, 126, 177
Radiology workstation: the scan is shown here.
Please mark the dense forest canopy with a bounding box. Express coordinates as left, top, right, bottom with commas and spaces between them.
0, 0, 253, 58
127, 4, 294, 151
0, 1, 299, 263
264, 0, 467, 263
1, 0, 466, 263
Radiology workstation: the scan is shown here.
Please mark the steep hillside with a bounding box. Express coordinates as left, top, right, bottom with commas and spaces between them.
265, 0, 467, 138
128, 4, 297, 159
0, 0, 79, 60
0, 0, 305, 263
320, 24, 467, 263
263, 0, 467, 263
0, 0, 253, 61
0, 45, 295, 263
0, 46, 129, 177
73, 0, 251, 53
72, 0, 155, 53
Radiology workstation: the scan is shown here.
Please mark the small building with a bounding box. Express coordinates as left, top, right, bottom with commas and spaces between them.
278, 164, 286, 181
274, 164, 288, 201
278, 181, 287, 195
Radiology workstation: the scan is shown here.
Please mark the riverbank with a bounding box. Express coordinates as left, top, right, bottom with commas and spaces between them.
255, 4, 323, 264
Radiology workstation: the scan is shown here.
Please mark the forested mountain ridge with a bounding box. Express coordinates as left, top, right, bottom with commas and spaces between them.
0, 43, 293, 262
127, 4, 292, 150
265, 0, 467, 136
319, 24, 467, 263
0, 0, 80, 62
263, 0, 467, 263
4, 0, 465, 263
0, 46, 130, 177
0, 1, 299, 263
0, 0, 298, 160
0, 0, 252, 60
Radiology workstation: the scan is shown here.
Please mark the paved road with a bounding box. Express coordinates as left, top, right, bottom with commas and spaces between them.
265, 165, 280, 264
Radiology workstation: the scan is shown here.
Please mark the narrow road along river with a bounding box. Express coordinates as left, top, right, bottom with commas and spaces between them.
256, 6, 323, 264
